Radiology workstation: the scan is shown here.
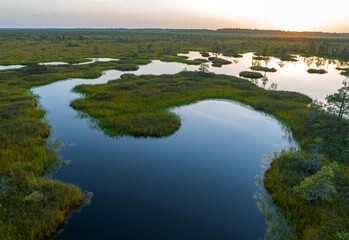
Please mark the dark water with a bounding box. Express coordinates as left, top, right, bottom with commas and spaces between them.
32, 61, 295, 239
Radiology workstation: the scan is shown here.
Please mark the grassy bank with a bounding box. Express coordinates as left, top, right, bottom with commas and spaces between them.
70, 71, 348, 239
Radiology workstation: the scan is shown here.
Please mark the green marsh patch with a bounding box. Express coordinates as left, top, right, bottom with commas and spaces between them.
102, 113, 181, 137
307, 68, 327, 74
239, 71, 264, 79
208, 57, 232, 67
71, 71, 311, 138
250, 66, 277, 72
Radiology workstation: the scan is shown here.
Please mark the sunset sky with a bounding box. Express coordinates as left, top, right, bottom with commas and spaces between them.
1, 0, 348, 32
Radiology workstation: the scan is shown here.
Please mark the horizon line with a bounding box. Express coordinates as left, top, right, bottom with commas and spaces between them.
0, 27, 348, 35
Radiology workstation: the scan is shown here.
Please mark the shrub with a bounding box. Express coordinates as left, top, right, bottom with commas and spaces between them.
293, 163, 337, 201
333, 232, 349, 240
23, 63, 50, 75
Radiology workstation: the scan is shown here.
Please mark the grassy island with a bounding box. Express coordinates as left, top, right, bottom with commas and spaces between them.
307, 68, 328, 74
200, 52, 210, 57
239, 71, 264, 78
208, 57, 232, 67
337, 68, 349, 76
250, 66, 277, 72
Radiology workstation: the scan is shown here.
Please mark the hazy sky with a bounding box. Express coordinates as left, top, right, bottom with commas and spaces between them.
1, 0, 348, 32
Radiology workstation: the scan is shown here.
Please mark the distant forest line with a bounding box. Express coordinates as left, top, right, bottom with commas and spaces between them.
1, 28, 349, 38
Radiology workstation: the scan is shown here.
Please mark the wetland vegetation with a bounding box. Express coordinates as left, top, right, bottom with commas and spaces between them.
307, 68, 328, 74
250, 66, 277, 72
0, 29, 348, 239
239, 71, 264, 79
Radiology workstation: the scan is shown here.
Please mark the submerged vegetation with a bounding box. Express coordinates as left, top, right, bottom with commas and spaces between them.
0, 29, 348, 239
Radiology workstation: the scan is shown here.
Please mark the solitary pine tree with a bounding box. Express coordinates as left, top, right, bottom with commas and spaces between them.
326, 80, 349, 120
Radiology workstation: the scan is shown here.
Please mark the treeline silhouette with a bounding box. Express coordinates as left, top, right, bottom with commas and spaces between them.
216, 28, 349, 38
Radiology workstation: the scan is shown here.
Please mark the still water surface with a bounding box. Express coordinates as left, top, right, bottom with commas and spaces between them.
180, 52, 349, 101
32, 60, 297, 239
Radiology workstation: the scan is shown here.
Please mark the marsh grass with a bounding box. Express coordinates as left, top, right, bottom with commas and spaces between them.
239, 71, 264, 79
254, 151, 296, 240
253, 56, 271, 61
208, 57, 232, 67
250, 66, 277, 72
200, 52, 210, 57
307, 69, 328, 74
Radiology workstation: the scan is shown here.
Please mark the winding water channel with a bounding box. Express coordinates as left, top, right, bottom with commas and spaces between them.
4, 53, 347, 239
